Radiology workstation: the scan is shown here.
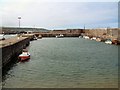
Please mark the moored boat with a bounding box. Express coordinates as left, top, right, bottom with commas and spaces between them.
19, 49, 30, 61
112, 39, 118, 45
79, 36, 82, 38
105, 39, 112, 44
56, 34, 64, 38
83, 36, 89, 39
96, 37, 101, 42
91, 37, 96, 40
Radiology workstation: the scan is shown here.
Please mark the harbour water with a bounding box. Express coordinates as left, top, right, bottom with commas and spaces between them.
2, 38, 118, 88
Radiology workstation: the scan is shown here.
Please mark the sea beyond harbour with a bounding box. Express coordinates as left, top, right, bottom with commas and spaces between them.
2, 38, 118, 88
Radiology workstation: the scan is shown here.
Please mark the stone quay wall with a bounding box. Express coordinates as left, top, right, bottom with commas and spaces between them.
84, 28, 120, 40
1, 37, 30, 68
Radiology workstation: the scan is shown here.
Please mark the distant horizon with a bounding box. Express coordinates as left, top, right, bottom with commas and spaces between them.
1, 26, 119, 30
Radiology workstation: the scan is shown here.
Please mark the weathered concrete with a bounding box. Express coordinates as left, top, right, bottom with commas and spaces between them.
1, 37, 30, 67
20, 34, 36, 40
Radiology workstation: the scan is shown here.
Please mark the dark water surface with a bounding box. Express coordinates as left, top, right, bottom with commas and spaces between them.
2, 38, 118, 88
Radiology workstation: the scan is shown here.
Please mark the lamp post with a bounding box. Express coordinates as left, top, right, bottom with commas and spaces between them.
84, 24, 85, 30
18, 16, 21, 28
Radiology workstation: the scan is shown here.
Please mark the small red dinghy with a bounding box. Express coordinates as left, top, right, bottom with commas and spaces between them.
19, 49, 30, 61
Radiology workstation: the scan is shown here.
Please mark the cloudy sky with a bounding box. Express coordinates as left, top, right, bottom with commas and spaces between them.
0, 0, 119, 29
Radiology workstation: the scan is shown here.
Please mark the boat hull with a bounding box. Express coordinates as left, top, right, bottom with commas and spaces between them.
19, 56, 30, 61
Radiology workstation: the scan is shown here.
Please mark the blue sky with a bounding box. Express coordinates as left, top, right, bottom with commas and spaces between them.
0, 0, 119, 29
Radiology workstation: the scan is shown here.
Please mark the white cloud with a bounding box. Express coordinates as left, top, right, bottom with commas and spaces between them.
1, 0, 118, 29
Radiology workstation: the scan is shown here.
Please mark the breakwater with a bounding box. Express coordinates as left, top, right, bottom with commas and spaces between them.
1, 37, 30, 68
1, 27, 119, 40
1, 27, 120, 44
34, 28, 120, 44
34, 28, 119, 38
0, 27, 49, 34
34, 29, 84, 37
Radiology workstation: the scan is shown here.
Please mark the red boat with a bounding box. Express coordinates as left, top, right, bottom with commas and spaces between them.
19, 49, 30, 61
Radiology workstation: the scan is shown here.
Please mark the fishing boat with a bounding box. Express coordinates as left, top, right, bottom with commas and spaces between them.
111, 39, 118, 45
56, 34, 64, 38
105, 39, 112, 44
96, 37, 101, 42
91, 37, 96, 40
79, 36, 82, 38
83, 36, 89, 39
19, 49, 30, 61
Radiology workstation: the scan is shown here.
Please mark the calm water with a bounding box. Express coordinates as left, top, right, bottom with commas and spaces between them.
2, 38, 118, 88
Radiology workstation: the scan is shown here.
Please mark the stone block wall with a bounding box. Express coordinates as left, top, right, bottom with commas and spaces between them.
2, 38, 30, 67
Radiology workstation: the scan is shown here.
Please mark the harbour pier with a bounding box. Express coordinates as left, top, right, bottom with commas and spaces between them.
0, 36, 30, 68
1, 27, 120, 45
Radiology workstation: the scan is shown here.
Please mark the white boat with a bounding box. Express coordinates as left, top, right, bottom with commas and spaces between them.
105, 39, 112, 44
56, 34, 64, 38
91, 37, 96, 40
19, 49, 30, 61
83, 36, 89, 39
